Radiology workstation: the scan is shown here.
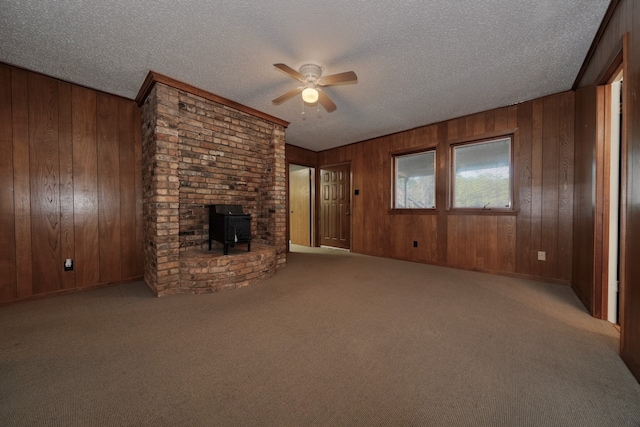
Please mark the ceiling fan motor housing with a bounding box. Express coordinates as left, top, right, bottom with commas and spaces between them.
299, 64, 322, 85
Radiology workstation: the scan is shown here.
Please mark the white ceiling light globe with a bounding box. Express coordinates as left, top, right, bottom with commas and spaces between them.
301, 87, 319, 104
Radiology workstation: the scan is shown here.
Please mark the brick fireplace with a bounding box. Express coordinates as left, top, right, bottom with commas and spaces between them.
137, 72, 288, 296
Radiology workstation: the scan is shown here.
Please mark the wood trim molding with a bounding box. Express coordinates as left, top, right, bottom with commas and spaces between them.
445, 128, 518, 147
593, 85, 606, 318
390, 144, 438, 157
595, 41, 623, 85
572, 0, 620, 89
619, 32, 629, 350
135, 71, 290, 128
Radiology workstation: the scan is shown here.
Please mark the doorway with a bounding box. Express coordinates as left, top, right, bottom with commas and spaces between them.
594, 52, 626, 325
289, 164, 314, 246
320, 163, 351, 250
604, 68, 624, 324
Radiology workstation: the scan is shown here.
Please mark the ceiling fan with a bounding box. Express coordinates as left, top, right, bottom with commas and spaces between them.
271, 63, 357, 112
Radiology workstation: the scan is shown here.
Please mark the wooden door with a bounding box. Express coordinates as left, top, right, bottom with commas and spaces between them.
289, 166, 311, 246
320, 163, 350, 249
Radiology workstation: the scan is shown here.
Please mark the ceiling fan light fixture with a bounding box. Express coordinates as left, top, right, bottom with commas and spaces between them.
272, 62, 355, 112
301, 87, 319, 104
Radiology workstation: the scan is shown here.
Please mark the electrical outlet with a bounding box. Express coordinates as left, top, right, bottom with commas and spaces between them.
64, 259, 74, 271
537, 251, 546, 261
413, 241, 418, 248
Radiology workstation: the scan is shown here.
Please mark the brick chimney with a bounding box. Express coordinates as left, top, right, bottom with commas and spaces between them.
139, 76, 287, 295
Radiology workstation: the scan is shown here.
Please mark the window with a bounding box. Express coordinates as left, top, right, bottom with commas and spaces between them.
451, 136, 512, 210
393, 150, 436, 209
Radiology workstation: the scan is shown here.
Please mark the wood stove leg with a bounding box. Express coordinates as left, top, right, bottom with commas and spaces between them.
247, 242, 251, 252
224, 244, 229, 255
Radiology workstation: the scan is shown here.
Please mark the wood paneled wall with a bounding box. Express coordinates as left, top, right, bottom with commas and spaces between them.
0, 64, 143, 303
286, 144, 318, 168
572, 0, 640, 381
572, 86, 598, 312
317, 92, 574, 283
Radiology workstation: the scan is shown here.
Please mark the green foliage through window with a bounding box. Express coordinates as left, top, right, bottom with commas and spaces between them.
453, 137, 511, 209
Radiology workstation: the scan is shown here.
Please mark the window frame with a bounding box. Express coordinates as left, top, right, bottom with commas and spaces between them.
448, 134, 516, 213
391, 148, 437, 212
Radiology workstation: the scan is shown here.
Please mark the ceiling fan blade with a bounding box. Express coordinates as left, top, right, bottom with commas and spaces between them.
317, 89, 337, 112
272, 87, 303, 104
318, 71, 358, 86
273, 63, 305, 82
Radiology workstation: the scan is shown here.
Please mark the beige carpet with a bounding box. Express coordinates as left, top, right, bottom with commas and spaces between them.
1, 245, 639, 426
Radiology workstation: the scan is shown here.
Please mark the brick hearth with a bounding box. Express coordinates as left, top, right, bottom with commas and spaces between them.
139, 74, 287, 296
180, 244, 276, 293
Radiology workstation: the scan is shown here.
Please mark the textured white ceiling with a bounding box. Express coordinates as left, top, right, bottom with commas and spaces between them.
0, 1, 609, 151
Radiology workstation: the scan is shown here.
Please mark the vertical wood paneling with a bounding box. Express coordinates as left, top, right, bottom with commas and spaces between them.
318, 92, 573, 282
72, 86, 100, 288
446, 216, 460, 266
476, 216, 503, 270
11, 67, 32, 298
379, 138, 393, 254
0, 63, 16, 301
494, 107, 508, 130
473, 113, 485, 136
516, 101, 533, 274
557, 93, 575, 281
425, 215, 438, 263
28, 73, 62, 294
119, 99, 137, 278
498, 216, 516, 272
484, 110, 496, 133
390, 217, 408, 260
462, 216, 476, 267
97, 93, 121, 282
447, 118, 460, 140
461, 116, 470, 139
58, 81, 76, 289
133, 106, 144, 275
541, 96, 560, 279
507, 106, 518, 129
389, 215, 436, 263
572, 86, 597, 309
474, 217, 486, 269
436, 123, 448, 264
360, 139, 390, 256
1, 64, 143, 303
530, 99, 544, 277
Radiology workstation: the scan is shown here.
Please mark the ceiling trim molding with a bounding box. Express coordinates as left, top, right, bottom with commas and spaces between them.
135, 71, 289, 128
572, 0, 620, 89
595, 39, 623, 85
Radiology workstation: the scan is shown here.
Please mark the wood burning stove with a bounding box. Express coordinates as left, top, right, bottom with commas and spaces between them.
208, 204, 251, 255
